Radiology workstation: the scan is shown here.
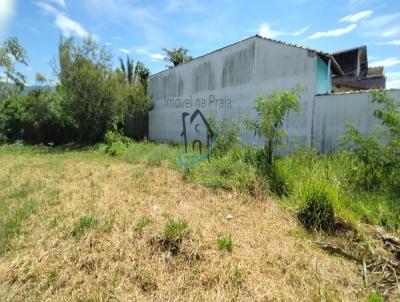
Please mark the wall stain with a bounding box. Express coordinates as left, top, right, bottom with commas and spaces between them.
192, 61, 215, 92
221, 40, 255, 88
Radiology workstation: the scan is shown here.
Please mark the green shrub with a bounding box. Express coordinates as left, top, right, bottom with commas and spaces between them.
104, 131, 132, 156
217, 236, 233, 252
251, 149, 292, 197
0, 90, 77, 144
298, 186, 336, 233
342, 90, 400, 194
243, 86, 301, 165
208, 116, 241, 157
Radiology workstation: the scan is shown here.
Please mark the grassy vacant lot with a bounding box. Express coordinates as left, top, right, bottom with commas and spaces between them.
0, 144, 370, 301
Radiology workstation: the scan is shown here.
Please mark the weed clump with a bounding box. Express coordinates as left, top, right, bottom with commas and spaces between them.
217, 236, 233, 252
298, 187, 336, 233
160, 218, 189, 255
104, 131, 132, 157
72, 215, 98, 240
134, 217, 152, 232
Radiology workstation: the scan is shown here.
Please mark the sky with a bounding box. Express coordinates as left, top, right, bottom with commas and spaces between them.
1, 0, 400, 88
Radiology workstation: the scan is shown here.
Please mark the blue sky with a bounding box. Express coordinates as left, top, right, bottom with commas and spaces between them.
1, 0, 400, 87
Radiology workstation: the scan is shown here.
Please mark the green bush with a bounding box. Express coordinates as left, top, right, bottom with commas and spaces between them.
208, 116, 241, 157
244, 86, 301, 165
342, 90, 400, 194
298, 186, 336, 233
251, 149, 292, 197
0, 90, 76, 144
104, 130, 132, 156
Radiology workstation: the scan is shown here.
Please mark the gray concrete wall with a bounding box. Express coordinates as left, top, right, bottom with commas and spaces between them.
149, 36, 318, 147
148, 35, 400, 154
312, 90, 400, 153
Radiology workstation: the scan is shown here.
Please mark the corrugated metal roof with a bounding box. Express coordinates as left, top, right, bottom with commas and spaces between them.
316, 88, 400, 96
151, 35, 334, 78
255, 35, 330, 56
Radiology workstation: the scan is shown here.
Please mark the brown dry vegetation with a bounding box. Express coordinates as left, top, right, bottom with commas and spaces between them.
0, 149, 368, 301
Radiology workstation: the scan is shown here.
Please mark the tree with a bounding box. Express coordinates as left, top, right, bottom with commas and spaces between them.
162, 47, 192, 68
134, 61, 150, 91
58, 36, 124, 143
244, 86, 302, 166
0, 37, 28, 104
35, 73, 47, 86
119, 55, 134, 84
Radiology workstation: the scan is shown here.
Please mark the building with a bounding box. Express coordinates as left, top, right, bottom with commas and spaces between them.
148, 35, 397, 153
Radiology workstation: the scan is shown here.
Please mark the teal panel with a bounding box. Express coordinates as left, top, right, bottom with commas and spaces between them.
316, 57, 332, 94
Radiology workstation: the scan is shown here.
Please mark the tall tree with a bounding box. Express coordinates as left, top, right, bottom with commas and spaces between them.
119, 55, 134, 84
58, 36, 123, 143
244, 86, 302, 166
162, 47, 192, 68
0, 37, 28, 104
134, 61, 150, 91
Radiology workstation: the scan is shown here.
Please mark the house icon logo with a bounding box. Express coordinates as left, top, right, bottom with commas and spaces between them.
179, 109, 216, 167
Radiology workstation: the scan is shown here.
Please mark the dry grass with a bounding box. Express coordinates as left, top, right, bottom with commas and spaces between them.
0, 149, 367, 301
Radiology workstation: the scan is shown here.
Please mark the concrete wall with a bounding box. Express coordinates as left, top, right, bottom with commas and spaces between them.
312, 90, 400, 153
148, 35, 400, 154
149, 36, 318, 147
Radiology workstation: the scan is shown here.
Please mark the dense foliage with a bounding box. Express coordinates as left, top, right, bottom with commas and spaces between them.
0, 36, 150, 145
342, 90, 400, 194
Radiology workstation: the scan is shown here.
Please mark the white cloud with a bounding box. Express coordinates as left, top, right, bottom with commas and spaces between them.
293, 26, 310, 36
387, 40, 400, 45
136, 48, 164, 61
363, 13, 400, 29
308, 24, 356, 40
340, 10, 373, 23
386, 71, 400, 88
383, 28, 400, 38
34, 1, 59, 15
48, 0, 66, 7
166, 0, 203, 13
258, 23, 309, 39
370, 57, 400, 68
118, 48, 130, 54
258, 23, 283, 39
35, 1, 95, 39
0, 0, 16, 36
55, 14, 90, 39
